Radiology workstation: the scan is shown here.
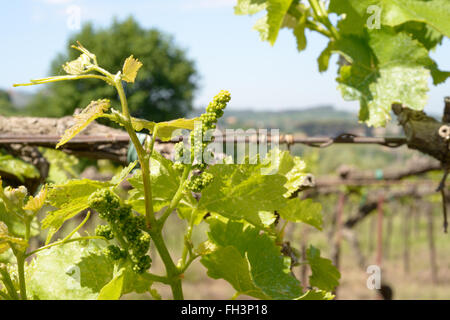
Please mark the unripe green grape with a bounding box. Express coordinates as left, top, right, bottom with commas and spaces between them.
95, 224, 114, 240
132, 255, 152, 274
173, 161, 185, 171
104, 245, 124, 261
88, 189, 121, 220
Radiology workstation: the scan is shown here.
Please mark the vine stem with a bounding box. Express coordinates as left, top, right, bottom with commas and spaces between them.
149, 230, 184, 299
181, 208, 197, 268
114, 77, 185, 299
308, 0, 340, 40
114, 81, 156, 228
26, 236, 106, 257
16, 253, 27, 300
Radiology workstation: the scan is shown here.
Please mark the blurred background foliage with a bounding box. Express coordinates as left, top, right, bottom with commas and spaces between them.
24, 17, 198, 122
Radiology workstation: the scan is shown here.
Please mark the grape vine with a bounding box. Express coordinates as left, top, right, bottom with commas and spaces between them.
0, 42, 339, 300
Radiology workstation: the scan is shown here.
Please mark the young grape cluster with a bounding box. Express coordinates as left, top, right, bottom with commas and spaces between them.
89, 189, 151, 274
175, 90, 231, 193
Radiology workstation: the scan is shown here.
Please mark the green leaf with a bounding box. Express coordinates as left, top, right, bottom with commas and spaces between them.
266, 0, 295, 45
269, 149, 308, 198
396, 21, 444, 50
110, 161, 137, 186
56, 99, 110, 148
42, 167, 130, 237
306, 245, 340, 292
0, 200, 38, 239
41, 148, 79, 184
201, 219, 303, 299
281, 4, 309, 52
253, 16, 270, 41
26, 239, 110, 300
97, 269, 125, 300
317, 43, 332, 72
235, 0, 267, 15
26, 238, 152, 300
0, 221, 27, 254
130, 117, 198, 141
333, 28, 445, 127
278, 198, 322, 230
23, 185, 47, 212
42, 179, 109, 234
199, 163, 287, 227
334, 0, 450, 38
0, 155, 40, 182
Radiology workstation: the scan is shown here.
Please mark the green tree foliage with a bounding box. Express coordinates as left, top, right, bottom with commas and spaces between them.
26, 17, 198, 121
0, 90, 16, 116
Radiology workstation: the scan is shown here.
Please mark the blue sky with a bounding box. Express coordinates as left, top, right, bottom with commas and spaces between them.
1, 0, 450, 115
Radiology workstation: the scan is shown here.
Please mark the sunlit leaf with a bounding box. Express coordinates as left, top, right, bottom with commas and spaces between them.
122, 55, 143, 83
56, 99, 110, 148
23, 185, 47, 212
131, 117, 198, 141
0, 222, 27, 253
62, 54, 92, 75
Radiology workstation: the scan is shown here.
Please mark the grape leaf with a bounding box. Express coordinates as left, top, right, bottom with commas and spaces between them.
43, 166, 135, 238
306, 245, 340, 292
97, 269, 125, 300
0, 221, 27, 254
278, 198, 322, 230
26, 238, 152, 300
396, 21, 444, 50
62, 53, 92, 75
332, 0, 450, 38
268, 149, 308, 197
266, 0, 295, 45
235, 0, 267, 15
0, 154, 40, 182
41, 148, 80, 184
199, 163, 287, 227
130, 117, 198, 141
23, 185, 47, 212
42, 179, 109, 231
56, 99, 110, 148
122, 55, 143, 83
332, 28, 447, 127
201, 219, 303, 299
110, 161, 137, 186
0, 200, 38, 239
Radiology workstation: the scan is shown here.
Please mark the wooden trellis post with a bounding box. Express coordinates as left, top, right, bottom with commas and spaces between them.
376, 195, 384, 267
403, 204, 412, 274
425, 202, 439, 284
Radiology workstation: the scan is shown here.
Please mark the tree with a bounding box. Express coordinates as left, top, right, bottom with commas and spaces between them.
0, 89, 16, 116
26, 17, 198, 122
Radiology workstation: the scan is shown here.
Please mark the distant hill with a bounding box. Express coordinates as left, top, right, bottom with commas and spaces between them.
190, 106, 378, 136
